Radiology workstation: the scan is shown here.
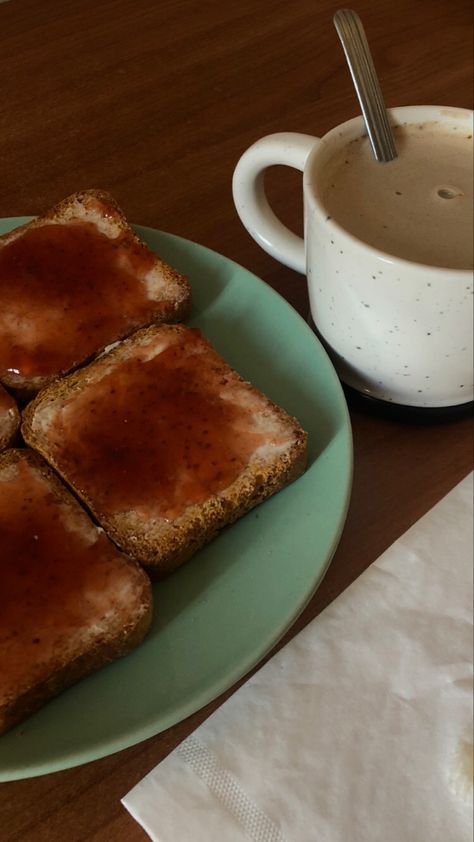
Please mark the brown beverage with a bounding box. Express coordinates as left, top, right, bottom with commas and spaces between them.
320, 122, 473, 269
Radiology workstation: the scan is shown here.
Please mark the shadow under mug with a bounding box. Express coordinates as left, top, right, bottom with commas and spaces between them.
232, 105, 473, 410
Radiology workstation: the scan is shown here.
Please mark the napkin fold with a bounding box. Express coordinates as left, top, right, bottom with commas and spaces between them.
123, 473, 474, 842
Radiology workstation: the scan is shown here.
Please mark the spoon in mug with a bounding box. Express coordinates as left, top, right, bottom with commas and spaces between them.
334, 9, 398, 162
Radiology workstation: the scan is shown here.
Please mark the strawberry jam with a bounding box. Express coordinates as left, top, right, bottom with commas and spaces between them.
44, 328, 290, 520
0, 221, 164, 380
0, 453, 139, 694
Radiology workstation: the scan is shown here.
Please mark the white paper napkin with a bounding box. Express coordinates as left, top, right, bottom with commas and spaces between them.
123, 473, 474, 842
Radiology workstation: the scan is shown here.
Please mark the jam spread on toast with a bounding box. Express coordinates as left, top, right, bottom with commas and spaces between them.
0, 457, 131, 689
47, 329, 285, 519
0, 221, 163, 379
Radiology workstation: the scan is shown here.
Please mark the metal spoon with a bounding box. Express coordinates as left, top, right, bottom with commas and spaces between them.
334, 9, 398, 162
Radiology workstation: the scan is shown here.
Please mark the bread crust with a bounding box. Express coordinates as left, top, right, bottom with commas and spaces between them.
0, 605, 151, 736
0, 384, 20, 450
22, 324, 308, 577
0, 448, 152, 735
0, 189, 191, 399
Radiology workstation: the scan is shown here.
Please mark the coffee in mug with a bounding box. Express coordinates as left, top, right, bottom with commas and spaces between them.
233, 106, 473, 409
319, 122, 473, 270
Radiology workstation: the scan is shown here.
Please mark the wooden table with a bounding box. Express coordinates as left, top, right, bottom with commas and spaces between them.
1, 0, 472, 838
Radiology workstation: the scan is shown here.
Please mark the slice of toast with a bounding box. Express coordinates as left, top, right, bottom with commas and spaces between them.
0, 384, 20, 451
23, 324, 308, 577
0, 190, 191, 398
0, 448, 152, 735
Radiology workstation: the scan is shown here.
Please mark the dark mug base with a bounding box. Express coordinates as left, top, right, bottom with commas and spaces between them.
343, 384, 473, 425
306, 312, 473, 424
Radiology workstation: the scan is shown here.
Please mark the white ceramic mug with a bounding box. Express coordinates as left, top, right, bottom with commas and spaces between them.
232, 105, 473, 408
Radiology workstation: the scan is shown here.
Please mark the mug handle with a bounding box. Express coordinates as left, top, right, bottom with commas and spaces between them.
232, 132, 320, 275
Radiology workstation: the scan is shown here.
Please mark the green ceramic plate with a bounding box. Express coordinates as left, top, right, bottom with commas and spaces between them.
0, 220, 352, 781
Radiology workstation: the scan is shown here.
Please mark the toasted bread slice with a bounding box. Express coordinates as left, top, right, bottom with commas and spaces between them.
0, 384, 20, 451
0, 190, 191, 398
0, 448, 152, 735
22, 324, 308, 577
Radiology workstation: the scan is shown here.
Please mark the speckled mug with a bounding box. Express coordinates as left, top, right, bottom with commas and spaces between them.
232, 106, 473, 408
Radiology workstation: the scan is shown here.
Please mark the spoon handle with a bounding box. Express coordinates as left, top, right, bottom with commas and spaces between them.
334, 9, 398, 162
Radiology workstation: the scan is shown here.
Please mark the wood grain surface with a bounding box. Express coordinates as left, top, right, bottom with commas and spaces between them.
0, 0, 472, 839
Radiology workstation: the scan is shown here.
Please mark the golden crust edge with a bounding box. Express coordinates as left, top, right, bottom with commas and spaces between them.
0, 387, 21, 450
0, 190, 192, 398
0, 447, 153, 735
21, 324, 309, 577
